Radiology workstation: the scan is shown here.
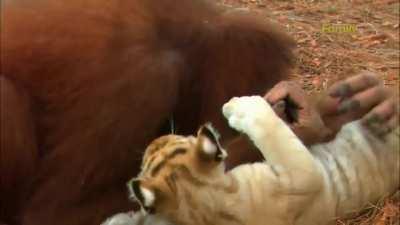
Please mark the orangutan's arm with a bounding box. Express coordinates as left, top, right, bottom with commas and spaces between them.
0, 76, 39, 224
226, 72, 398, 169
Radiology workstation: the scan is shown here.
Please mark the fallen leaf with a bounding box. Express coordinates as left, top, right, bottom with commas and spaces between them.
312, 58, 321, 66
310, 39, 318, 47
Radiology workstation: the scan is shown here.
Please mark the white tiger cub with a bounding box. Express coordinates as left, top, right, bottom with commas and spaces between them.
102, 96, 399, 225
222, 96, 399, 225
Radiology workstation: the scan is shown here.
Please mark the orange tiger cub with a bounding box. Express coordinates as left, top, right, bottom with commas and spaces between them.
128, 125, 236, 224
119, 96, 399, 225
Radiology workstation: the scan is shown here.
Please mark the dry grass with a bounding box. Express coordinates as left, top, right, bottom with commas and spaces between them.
219, 0, 400, 92
336, 191, 399, 225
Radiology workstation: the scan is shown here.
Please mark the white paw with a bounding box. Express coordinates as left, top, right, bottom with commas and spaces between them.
222, 96, 273, 134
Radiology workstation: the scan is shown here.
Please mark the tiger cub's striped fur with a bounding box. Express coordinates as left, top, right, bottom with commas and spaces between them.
125, 96, 399, 225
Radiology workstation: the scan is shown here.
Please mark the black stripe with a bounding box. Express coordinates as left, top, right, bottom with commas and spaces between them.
165, 174, 177, 194
143, 155, 156, 174
151, 160, 167, 177
151, 148, 188, 176
131, 180, 145, 205
333, 156, 351, 199
167, 148, 187, 159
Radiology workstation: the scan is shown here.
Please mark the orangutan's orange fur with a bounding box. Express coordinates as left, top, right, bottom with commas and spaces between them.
1, 0, 294, 224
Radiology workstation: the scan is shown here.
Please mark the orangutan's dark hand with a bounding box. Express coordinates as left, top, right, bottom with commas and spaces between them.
317, 71, 398, 138
264, 81, 332, 145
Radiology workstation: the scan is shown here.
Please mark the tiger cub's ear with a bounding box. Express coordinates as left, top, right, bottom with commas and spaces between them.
197, 122, 228, 162
126, 178, 156, 214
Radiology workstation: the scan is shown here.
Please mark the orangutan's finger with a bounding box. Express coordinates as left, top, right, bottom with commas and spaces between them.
265, 82, 290, 104
362, 98, 398, 135
370, 98, 396, 120
337, 85, 389, 116
361, 113, 385, 136
386, 116, 399, 133
337, 99, 361, 114
329, 72, 380, 98
265, 81, 306, 108
272, 100, 288, 122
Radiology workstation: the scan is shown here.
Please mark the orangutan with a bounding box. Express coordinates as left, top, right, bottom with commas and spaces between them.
1, 0, 293, 224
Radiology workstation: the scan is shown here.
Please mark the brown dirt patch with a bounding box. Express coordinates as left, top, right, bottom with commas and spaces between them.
219, 0, 399, 92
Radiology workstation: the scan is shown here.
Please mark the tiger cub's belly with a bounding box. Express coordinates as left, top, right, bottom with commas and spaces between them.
310, 121, 399, 220
230, 121, 399, 225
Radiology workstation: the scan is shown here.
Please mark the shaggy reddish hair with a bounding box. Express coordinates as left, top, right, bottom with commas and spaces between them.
1, 0, 294, 224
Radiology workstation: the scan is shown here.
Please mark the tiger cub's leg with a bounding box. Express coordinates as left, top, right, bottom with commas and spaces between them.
223, 96, 323, 193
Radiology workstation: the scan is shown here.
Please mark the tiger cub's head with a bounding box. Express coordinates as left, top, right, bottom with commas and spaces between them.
127, 123, 228, 216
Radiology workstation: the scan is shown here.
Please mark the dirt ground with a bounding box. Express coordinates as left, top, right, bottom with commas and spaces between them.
217, 0, 400, 224
219, 0, 399, 91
